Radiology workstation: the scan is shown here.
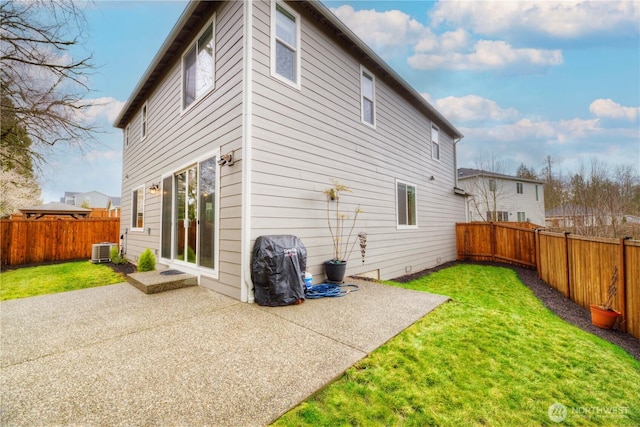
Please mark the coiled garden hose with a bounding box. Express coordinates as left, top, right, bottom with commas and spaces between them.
305, 283, 359, 299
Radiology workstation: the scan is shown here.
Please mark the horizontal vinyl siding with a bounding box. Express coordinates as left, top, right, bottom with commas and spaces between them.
120, 1, 244, 297
249, 0, 465, 282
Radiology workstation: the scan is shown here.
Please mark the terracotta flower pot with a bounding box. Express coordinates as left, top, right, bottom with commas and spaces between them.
589, 305, 621, 329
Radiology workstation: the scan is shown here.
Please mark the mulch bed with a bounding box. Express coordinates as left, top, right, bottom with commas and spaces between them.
392, 260, 640, 362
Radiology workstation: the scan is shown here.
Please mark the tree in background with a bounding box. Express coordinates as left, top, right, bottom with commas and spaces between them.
550, 158, 640, 238
516, 163, 538, 180
0, 0, 97, 169
0, 94, 41, 217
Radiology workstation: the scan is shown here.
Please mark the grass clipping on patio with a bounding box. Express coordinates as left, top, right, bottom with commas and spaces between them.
273, 264, 640, 427
1, 261, 126, 301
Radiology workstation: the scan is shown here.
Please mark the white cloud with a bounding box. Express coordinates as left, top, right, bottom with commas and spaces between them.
409, 40, 563, 71
77, 97, 125, 126
430, 1, 640, 39
589, 99, 639, 122
431, 95, 519, 123
330, 5, 428, 57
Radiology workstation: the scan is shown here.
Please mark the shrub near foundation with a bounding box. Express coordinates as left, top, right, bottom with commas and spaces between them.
138, 248, 156, 272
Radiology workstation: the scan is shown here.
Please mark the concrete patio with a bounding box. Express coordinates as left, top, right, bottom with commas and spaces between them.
1, 279, 448, 426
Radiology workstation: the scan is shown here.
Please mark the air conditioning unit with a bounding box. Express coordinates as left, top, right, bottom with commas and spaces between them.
91, 243, 114, 263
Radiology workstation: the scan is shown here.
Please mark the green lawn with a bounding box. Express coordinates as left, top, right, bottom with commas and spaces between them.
1, 261, 126, 301
273, 264, 640, 427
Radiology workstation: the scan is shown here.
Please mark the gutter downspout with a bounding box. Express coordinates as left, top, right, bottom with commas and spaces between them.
240, 0, 254, 303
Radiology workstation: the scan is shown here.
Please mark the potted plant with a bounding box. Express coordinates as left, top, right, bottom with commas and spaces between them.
589, 266, 621, 329
323, 180, 363, 283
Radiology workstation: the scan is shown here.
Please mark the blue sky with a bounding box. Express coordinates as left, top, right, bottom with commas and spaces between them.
39, 0, 640, 203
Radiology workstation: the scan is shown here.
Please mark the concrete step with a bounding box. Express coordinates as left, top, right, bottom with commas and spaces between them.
126, 270, 197, 294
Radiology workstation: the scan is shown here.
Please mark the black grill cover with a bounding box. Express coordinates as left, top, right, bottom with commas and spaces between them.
251, 235, 307, 306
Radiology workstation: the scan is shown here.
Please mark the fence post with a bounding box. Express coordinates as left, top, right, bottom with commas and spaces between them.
491, 222, 496, 262
619, 237, 629, 332
564, 231, 571, 300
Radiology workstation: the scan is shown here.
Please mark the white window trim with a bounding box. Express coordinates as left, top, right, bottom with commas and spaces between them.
396, 179, 418, 229
131, 185, 145, 231
181, 15, 216, 114
431, 124, 440, 161
158, 149, 221, 279
270, 1, 301, 90
124, 124, 130, 148
140, 102, 148, 141
360, 65, 376, 128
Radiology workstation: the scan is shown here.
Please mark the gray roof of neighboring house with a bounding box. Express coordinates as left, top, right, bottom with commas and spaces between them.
19, 202, 92, 219
457, 168, 545, 185
113, 1, 463, 141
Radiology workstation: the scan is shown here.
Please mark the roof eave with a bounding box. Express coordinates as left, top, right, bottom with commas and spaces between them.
113, 1, 201, 129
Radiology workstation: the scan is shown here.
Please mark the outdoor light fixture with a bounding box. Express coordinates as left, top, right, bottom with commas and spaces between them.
149, 183, 160, 195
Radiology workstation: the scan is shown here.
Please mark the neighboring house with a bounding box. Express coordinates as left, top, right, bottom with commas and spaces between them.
457, 168, 545, 226
61, 191, 121, 217
113, 0, 466, 302
545, 204, 640, 229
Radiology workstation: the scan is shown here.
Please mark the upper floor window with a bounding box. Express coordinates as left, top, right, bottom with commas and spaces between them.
535, 185, 539, 201
271, 2, 300, 88
183, 17, 215, 110
517, 182, 524, 194
431, 125, 440, 160
397, 180, 417, 228
124, 124, 130, 147
361, 66, 375, 127
132, 186, 145, 229
489, 179, 497, 192
141, 103, 147, 140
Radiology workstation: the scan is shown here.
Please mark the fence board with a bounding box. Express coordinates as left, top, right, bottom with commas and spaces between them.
624, 240, 640, 339
1, 219, 120, 266
456, 222, 640, 340
538, 232, 569, 297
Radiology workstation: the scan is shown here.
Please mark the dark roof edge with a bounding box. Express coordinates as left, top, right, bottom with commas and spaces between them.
113, 1, 201, 128
458, 168, 545, 184
114, 0, 464, 140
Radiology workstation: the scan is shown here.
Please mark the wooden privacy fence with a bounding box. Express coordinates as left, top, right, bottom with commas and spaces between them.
1, 219, 120, 266
457, 222, 640, 340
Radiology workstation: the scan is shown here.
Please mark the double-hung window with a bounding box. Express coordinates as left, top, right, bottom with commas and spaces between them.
271, 2, 300, 88
397, 180, 417, 228
141, 103, 147, 140
517, 212, 526, 222
517, 182, 524, 194
132, 186, 145, 229
183, 18, 215, 110
361, 66, 375, 127
124, 124, 130, 148
431, 125, 440, 160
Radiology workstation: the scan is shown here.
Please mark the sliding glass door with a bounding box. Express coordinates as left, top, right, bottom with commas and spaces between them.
161, 155, 217, 270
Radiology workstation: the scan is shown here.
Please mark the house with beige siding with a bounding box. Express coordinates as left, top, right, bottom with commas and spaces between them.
457, 168, 545, 226
114, 0, 466, 302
